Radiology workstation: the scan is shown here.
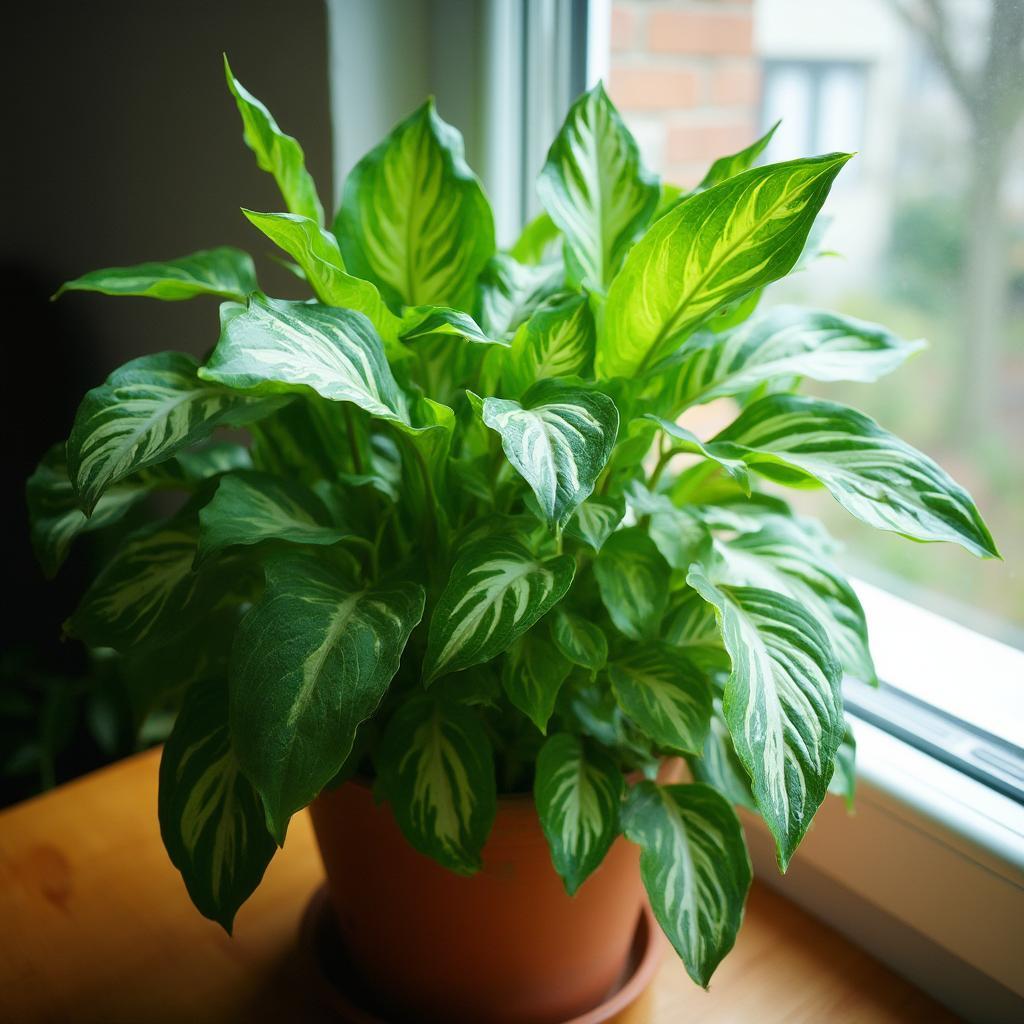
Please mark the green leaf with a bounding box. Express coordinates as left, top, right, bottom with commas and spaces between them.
711, 394, 999, 558
197, 471, 347, 564
538, 83, 658, 291
686, 566, 843, 869
27, 443, 149, 578
158, 680, 276, 933
337, 99, 494, 309
377, 694, 496, 874
476, 254, 564, 338
480, 380, 619, 529
593, 527, 671, 640
696, 121, 780, 191
54, 247, 257, 303
423, 537, 575, 684
713, 517, 876, 685
199, 295, 409, 423
241, 210, 400, 341
550, 608, 608, 671
688, 702, 757, 811
230, 553, 425, 843
224, 56, 323, 224
661, 306, 926, 411
608, 645, 713, 754
647, 417, 751, 493
399, 306, 502, 347
565, 495, 625, 551
599, 154, 852, 378
66, 518, 216, 651
67, 351, 278, 514
503, 295, 596, 397
509, 211, 561, 265
534, 733, 624, 895
502, 630, 573, 732
622, 781, 751, 987
662, 588, 730, 674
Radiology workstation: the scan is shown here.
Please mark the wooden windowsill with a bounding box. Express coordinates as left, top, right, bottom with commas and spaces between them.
0, 748, 954, 1023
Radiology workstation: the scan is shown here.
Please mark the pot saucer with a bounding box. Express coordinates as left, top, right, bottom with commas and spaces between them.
298, 884, 664, 1024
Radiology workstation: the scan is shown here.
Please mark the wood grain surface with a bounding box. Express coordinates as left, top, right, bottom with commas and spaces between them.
0, 749, 955, 1023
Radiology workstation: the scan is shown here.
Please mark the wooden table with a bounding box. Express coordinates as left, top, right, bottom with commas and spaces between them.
0, 749, 954, 1024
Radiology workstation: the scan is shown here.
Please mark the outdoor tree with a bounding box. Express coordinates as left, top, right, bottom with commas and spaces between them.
890, 0, 1024, 435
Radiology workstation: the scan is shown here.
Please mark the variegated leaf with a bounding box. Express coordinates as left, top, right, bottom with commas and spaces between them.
688, 701, 757, 811
199, 295, 410, 424
503, 294, 596, 397
626, 483, 713, 571
622, 782, 751, 987
608, 645, 713, 755
54, 247, 257, 302
662, 588, 730, 674
502, 630, 573, 732
599, 154, 851, 378
712, 517, 875, 685
67, 352, 279, 514
565, 495, 625, 551
480, 380, 619, 529
686, 566, 843, 868
241, 210, 401, 342
647, 417, 751, 493
377, 694, 496, 874
538, 83, 658, 290
27, 443, 150, 578
696, 121, 780, 191
476, 254, 564, 338
550, 608, 608, 671
399, 306, 502, 347
423, 537, 575, 684
661, 306, 926, 412
158, 680, 276, 933
509, 210, 561, 265
593, 527, 671, 640
197, 471, 347, 564
230, 553, 425, 843
336, 99, 494, 309
711, 394, 999, 558
225, 56, 323, 224
534, 733, 624, 895
66, 518, 216, 651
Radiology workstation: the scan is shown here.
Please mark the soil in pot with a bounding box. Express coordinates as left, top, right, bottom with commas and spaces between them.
309, 780, 648, 1024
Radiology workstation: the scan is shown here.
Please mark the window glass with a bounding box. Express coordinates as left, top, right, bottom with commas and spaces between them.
608, 0, 1023, 645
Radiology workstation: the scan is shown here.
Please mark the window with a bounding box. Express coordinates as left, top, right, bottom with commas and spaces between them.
607, 0, 1024, 650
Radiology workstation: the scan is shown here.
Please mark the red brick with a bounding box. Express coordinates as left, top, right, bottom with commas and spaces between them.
647, 10, 754, 56
666, 120, 758, 165
611, 5, 636, 52
608, 67, 702, 112
711, 62, 761, 106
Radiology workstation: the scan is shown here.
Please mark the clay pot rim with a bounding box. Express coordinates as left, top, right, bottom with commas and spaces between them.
345, 773, 537, 806
342, 761, 669, 808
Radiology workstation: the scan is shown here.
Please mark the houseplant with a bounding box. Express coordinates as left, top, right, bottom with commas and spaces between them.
28, 57, 997, 1019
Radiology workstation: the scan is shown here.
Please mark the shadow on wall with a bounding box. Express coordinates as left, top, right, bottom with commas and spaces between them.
1, 0, 332, 803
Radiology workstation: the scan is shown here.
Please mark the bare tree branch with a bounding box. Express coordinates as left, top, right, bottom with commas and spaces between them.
887, 0, 979, 118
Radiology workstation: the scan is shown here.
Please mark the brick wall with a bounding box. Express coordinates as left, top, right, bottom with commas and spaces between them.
608, 0, 760, 188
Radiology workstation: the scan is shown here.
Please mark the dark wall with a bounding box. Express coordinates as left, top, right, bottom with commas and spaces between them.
2, 0, 332, 796
5, 0, 331, 395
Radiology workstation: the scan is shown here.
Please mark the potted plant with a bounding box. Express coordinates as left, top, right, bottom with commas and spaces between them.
28, 57, 997, 1023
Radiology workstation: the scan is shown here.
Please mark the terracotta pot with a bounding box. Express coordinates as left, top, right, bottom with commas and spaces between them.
309, 780, 648, 1024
